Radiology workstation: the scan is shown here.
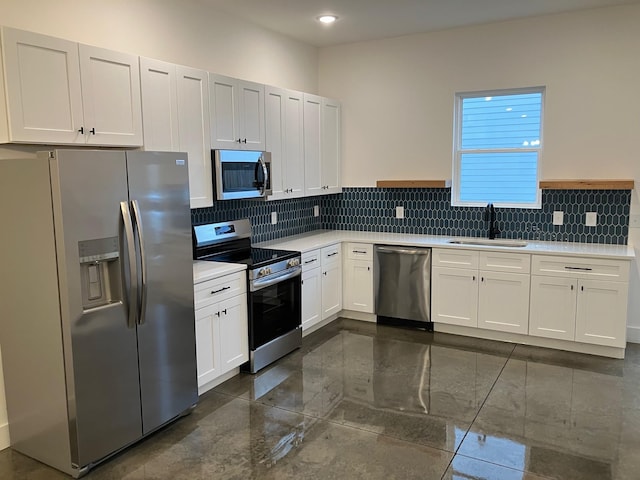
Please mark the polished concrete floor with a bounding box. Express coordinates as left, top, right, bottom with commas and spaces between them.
2, 318, 640, 479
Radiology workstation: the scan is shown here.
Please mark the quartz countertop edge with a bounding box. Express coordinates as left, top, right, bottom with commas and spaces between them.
193, 260, 247, 284
256, 230, 635, 260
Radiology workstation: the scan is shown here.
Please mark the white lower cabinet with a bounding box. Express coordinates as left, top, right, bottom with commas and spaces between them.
343, 243, 374, 313
194, 271, 248, 393
301, 266, 322, 331
432, 249, 531, 334
301, 245, 342, 333
321, 244, 342, 319
529, 255, 630, 348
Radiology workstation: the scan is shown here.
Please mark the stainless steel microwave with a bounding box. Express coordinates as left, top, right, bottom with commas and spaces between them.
212, 150, 272, 200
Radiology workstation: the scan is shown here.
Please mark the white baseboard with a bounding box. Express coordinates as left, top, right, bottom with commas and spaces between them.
627, 326, 640, 344
198, 368, 240, 396
0, 422, 9, 450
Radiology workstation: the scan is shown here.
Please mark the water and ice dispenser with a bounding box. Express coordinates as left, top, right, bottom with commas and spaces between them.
78, 237, 122, 310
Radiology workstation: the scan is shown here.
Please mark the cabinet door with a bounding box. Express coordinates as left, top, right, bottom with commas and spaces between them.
218, 295, 249, 370
431, 266, 478, 327
576, 280, 628, 348
284, 90, 305, 197
344, 259, 374, 313
209, 73, 239, 149
139, 57, 179, 151
529, 276, 576, 341
238, 80, 265, 150
1, 27, 84, 144
78, 44, 143, 146
478, 271, 530, 334
303, 93, 323, 196
321, 98, 341, 194
176, 66, 212, 208
302, 267, 322, 331
265, 86, 286, 200
195, 303, 220, 387
322, 261, 343, 319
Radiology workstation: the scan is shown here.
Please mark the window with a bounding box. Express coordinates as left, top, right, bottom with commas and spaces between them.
452, 87, 544, 208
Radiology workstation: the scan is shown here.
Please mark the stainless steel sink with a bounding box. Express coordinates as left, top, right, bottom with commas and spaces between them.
448, 239, 528, 247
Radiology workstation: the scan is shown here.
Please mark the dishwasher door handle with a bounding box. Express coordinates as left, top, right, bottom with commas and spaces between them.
376, 246, 431, 255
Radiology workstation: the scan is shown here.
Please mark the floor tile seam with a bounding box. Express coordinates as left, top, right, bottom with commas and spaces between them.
450, 452, 557, 480
440, 343, 517, 480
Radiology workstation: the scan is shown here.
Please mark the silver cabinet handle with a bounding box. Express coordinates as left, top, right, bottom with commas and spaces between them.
131, 200, 147, 326
120, 202, 138, 329
211, 286, 231, 295
564, 266, 593, 271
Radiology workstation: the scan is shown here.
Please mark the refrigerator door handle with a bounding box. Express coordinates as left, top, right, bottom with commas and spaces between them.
120, 201, 138, 329
131, 200, 148, 325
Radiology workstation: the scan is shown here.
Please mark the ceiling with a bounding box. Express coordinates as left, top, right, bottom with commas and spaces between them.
203, 0, 640, 47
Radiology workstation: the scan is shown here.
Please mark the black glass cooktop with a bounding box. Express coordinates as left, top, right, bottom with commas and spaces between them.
201, 247, 299, 269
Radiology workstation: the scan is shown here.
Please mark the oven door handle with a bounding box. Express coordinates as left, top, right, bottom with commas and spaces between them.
251, 267, 301, 292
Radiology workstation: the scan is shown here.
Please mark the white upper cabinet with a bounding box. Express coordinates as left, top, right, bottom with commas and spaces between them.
140, 57, 179, 152
209, 73, 265, 151
321, 97, 341, 194
176, 66, 212, 208
303, 93, 323, 196
1, 27, 84, 144
265, 86, 304, 200
140, 58, 212, 208
0, 27, 142, 146
78, 44, 142, 146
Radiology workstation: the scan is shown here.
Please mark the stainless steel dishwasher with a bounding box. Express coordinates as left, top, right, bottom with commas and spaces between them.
374, 245, 432, 329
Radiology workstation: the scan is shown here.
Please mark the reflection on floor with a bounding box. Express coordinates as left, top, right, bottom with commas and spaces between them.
2, 318, 640, 479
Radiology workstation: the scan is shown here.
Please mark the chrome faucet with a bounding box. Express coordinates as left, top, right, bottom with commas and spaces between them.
485, 203, 501, 239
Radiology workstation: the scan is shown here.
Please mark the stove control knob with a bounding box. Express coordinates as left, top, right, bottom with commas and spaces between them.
287, 258, 300, 268
258, 267, 269, 278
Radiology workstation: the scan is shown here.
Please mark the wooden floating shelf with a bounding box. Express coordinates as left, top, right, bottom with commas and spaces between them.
376, 180, 451, 188
539, 180, 634, 190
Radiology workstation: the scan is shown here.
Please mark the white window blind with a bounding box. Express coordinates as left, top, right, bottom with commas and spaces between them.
453, 88, 544, 208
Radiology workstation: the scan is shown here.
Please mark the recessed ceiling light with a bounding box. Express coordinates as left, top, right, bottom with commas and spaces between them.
318, 15, 338, 24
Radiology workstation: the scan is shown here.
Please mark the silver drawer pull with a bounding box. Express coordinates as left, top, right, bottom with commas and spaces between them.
211, 286, 231, 294
327, 252, 338, 257
353, 250, 367, 254
304, 259, 317, 264
564, 266, 593, 271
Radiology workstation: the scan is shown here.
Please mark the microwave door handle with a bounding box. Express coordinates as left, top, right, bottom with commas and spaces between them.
257, 156, 268, 195
120, 201, 138, 329
131, 200, 148, 325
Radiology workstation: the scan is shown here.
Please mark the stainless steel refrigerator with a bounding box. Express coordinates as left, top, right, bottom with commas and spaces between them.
0, 149, 198, 477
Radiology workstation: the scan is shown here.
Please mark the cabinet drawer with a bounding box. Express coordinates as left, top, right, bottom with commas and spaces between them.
479, 251, 531, 274
321, 243, 341, 265
302, 249, 321, 271
432, 248, 479, 269
346, 242, 373, 261
531, 255, 630, 281
194, 271, 246, 309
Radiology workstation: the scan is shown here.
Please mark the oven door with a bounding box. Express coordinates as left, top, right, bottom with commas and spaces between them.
249, 269, 301, 350
213, 150, 271, 200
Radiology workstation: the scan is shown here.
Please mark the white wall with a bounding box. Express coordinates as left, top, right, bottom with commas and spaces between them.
0, 0, 318, 451
318, 4, 640, 339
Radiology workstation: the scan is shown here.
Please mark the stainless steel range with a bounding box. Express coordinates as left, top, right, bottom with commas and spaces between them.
193, 219, 302, 373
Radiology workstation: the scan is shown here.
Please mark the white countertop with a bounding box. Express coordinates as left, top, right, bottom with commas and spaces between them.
257, 230, 635, 260
193, 260, 247, 284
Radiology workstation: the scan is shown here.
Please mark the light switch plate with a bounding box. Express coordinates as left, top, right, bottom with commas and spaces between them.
314, 205, 320, 217
585, 212, 597, 227
396, 206, 404, 219
271, 211, 278, 224
552, 211, 564, 225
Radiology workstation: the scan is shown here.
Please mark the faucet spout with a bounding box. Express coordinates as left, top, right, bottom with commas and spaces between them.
485, 203, 501, 239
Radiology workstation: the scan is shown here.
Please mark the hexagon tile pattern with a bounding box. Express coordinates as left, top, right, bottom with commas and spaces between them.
191, 188, 631, 245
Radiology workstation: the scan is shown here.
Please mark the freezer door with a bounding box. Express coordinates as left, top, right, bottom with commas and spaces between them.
126, 151, 198, 433
49, 150, 143, 468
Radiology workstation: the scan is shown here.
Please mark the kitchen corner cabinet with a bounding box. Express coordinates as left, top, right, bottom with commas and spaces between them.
301, 249, 322, 331
321, 98, 342, 194
194, 271, 248, 393
140, 59, 212, 208
432, 249, 531, 334
209, 74, 265, 151
343, 243, 374, 313
0, 27, 142, 146
529, 255, 629, 348
321, 244, 343, 318
265, 86, 305, 200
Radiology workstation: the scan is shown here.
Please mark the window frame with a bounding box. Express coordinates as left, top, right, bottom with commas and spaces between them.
452, 86, 545, 209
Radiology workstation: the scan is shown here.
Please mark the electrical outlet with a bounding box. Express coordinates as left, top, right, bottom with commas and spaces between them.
271, 211, 277, 224
585, 212, 597, 227
314, 205, 320, 217
630, 214, 640, 229
395, 206, 404, 219
552, 211, 564, 226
